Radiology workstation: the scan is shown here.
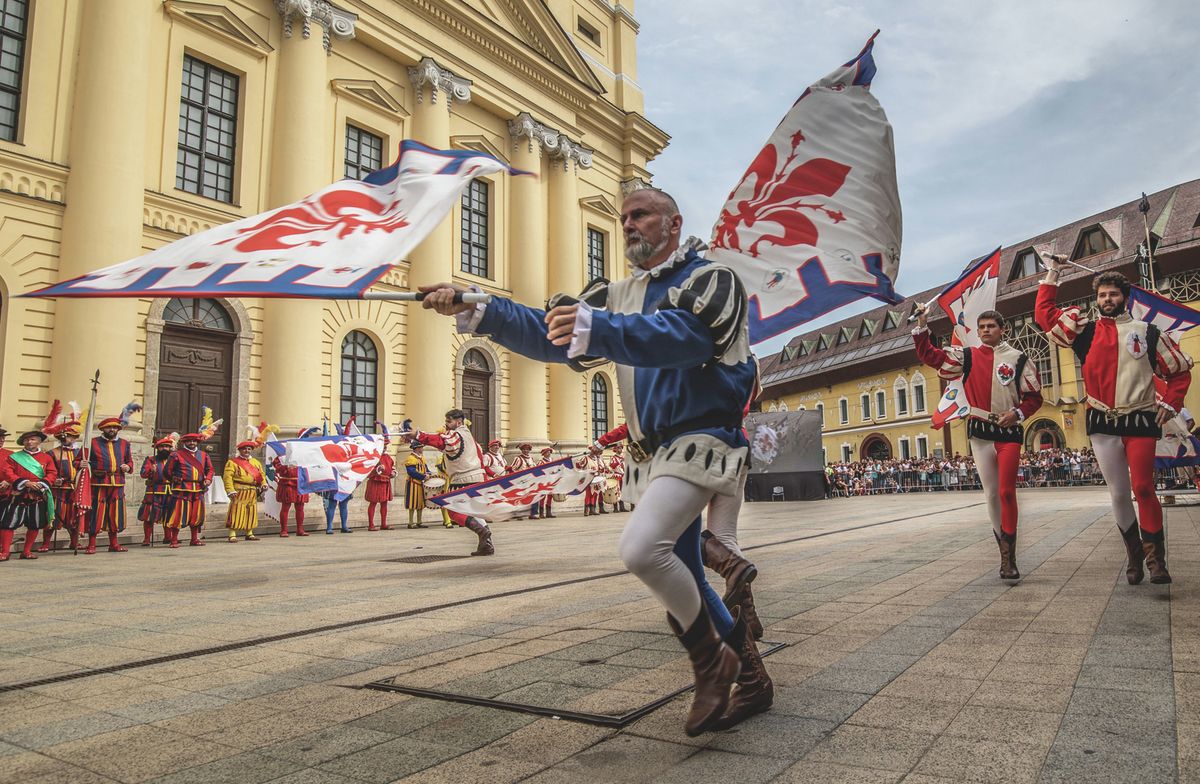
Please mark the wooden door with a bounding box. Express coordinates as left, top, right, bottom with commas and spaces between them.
461, 369, 491, 444
157, 326, 233, 474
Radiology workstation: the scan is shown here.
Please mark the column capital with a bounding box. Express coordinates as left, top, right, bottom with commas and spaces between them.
507, 112, 593, 171
620, 177, 651, 195
407, 57, 473, 109
275, 0, 357, 54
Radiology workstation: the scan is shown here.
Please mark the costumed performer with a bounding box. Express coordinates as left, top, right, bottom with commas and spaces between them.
366, 421, 397, 531
413, 410, 494, 555
507, 442, 537, 519
536, 446, 557, 519
404, 440, 430, 528
420, 187, 772, 734
274, 426, 315, 537
1, 428, 57, 560
41, 407, 83, 552
1037, 261, 1193, 583
138, 434, 176, 546
165, 430, 215, 547
85, 404, 139, 554
223, 428, 268, 542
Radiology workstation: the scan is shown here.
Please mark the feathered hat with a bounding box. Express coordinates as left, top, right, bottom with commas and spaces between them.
98, 401, 142, 431
41, 400, 81, 440
197, 406, 223, 442
298, 426, 322, 439
238, 421, 278, 451
375, 420, 391, 445
155, 432, 179, 450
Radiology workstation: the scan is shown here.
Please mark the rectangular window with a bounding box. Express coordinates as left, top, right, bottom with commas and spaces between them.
917, 436, 928, 459
587, 228, 606, 282
900, 439, 911, 460
897, 387, 908, 417
860, 393, 870, 422
1035, 355, 1053, 387
914, 383, 926, 413
577, 18, 600, 45
176, 55, 239, 203
815, 403, 824, 427
0, 0, 28, 141
841, 445, 852, 463
344, 123, 383, 180
875, 390, 886, 419
460, 179, 490, 277
839, 399, 848, 425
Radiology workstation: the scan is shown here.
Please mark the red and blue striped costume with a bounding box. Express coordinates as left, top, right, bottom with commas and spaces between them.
139, 454, 173, 526
165, 449, 213, 529
88, 436, 133, 535
51, 445, 80, 530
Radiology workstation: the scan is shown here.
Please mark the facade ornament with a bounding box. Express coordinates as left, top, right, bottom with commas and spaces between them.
275, 0, 357, 54
621, 177, 651, 195
407, 57, 473, 109
507, 111, 593, 170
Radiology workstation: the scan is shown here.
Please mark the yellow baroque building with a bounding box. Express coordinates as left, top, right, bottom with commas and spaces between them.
759, 180, 1200, 464
0, 0, 667, 466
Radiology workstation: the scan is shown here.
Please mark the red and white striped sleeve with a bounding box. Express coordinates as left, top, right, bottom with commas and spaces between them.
1035, 283, 1087, 347
1156, 330, 1194, 411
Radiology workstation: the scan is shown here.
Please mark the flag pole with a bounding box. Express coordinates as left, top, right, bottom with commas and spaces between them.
362, 291, 491, 303
1139, 192, 1158, 292
74, 370, 100, 556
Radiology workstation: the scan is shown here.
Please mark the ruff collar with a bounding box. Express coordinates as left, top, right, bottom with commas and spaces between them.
628, 236, 708, 281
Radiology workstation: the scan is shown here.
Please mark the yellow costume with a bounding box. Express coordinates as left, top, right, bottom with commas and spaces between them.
424, 450, 454, 528
222, 455, 265, 540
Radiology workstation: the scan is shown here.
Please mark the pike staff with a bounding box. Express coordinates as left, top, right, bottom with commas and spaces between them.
73, 370, 100, 555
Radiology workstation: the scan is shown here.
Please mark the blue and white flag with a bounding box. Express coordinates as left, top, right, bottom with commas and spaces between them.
1128, 285, 1200, 334
265, 432, 385, 500
28, 141, 521, 299
707, 31, 902, 344
429, 456, 595, 522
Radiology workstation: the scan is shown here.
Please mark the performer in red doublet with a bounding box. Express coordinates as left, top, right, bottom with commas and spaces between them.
914, 307, 1043, 579
535, 447, 557, 519
413, 409, 494, 555
165, 433, 215, 547
0, 427, 12, 560
1037, 263, 1193, 583
87, 417, 135, 554
1, 429, 59, 560
39, 422, 83, 552
365, 424, 397, 531
139, 437, 175, 546
273, 431, 310, 537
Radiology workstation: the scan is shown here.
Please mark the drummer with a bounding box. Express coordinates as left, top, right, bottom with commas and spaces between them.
404, 441, 430, 529
535, 446, 557, 519
423, 445, 453, 528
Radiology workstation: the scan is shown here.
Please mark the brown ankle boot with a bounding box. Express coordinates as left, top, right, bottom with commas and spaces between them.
667, 609, 740, 737
1141, 529, 1172, 584
1120, 524, 1144, 585
713, 608, 773, 730
466, 518, 494, 556
996, 532, 1019, 580
701, 530, 758, 604
740, 582, 764, 641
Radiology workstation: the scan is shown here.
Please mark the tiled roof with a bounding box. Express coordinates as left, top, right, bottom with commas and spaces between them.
760, 178, 1200, 390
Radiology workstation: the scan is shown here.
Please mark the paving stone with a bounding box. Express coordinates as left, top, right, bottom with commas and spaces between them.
804, 724, 937, 772
913, 735, 1049, 784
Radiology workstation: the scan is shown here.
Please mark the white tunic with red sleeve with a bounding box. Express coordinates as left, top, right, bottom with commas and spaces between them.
913, 328, 1043, 443
416, 427, 485, 486
1036, 282, 1193, 437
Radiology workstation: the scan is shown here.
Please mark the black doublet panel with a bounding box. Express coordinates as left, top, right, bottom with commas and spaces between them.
967, 418, 1023, 444
1085, 408, 1161, 438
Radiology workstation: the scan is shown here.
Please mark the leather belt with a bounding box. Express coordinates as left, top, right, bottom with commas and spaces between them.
627, 416, 742, 463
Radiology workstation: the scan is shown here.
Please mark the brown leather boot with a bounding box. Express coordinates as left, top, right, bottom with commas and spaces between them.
1141, 529, 1171, 584
996, 531, 1019, 580
740, 582, 764, 641
701, 530, 758, 605
713, 608, 773, 730
1120, 524, 1144, 585
466, 518, 494, 556
667, 609, 739, 737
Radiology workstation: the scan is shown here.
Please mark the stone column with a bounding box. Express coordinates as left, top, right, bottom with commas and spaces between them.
505, 113, 549, 445
259, 2, 355, 430
404, 58, 471, 430
545, 135, 593, 445
49, 0, 152, 419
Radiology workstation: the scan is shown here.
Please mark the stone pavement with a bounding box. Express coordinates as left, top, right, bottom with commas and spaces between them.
2, 488, 1199, 783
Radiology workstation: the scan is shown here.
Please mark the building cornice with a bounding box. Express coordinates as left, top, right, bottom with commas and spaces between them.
508, 111, 593, 170
275, 0, 357, 54
407, 57, 472, 108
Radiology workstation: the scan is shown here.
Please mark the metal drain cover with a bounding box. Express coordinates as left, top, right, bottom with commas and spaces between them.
385, 554, 473, 564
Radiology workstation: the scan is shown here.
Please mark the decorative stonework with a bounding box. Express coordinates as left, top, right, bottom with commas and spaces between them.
620, 177, 650, 195
275, 0, 356, 54
507, 111, 593, 171
407, 57, 472, 109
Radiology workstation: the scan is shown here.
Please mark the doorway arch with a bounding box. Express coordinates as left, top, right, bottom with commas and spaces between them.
1025, 418, 1065, 451
860, 434, 892, 461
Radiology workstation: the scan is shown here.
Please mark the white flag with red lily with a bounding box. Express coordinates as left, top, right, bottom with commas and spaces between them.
429, 456, 595, 522
265, 433, 385, 500
707, 31, 903, 344
27, 142, 520, 299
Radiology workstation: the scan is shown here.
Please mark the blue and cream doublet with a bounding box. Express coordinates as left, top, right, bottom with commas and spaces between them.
460, 238, 756, 502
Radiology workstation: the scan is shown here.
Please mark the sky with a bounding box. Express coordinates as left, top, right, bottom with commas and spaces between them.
632, 0, 1200, 356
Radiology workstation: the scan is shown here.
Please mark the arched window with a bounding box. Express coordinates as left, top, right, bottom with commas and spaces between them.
340, 331, 378, 426
163, 298, 233, 331
778, 401, 789, 412
591, 375, 610, 441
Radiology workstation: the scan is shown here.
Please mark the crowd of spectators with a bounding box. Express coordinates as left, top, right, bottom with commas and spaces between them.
823, 448, 1119, 497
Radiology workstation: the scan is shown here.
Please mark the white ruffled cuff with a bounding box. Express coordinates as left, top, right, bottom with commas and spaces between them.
454, 286, 487, 334
567, 301, 594, 359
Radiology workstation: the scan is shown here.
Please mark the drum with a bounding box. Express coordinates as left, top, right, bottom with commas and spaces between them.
602, 476, 620, 505
590, 475, 606, 487
552, 493, 567, 502
423, 476, 446, 510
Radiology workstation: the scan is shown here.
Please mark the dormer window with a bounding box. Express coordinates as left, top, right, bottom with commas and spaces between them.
1072, 226, 1117, 260
818, 334, 831, 351
883, 311, 901, 330
1008, 249, 1040, 281
858, 322, 872, 338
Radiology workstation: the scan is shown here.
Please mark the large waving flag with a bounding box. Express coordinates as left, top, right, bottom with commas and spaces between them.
707, 32, 903, 344
28, 141, 520, 299
929, 249, 1001, 429
1129, 285, 1200, 333
265, 432, 384, 500
430, 456, 595, 522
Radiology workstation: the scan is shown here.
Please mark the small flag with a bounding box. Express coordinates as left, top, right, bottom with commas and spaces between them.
1128, 285, 1200, 334
266, 432, 384, 500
